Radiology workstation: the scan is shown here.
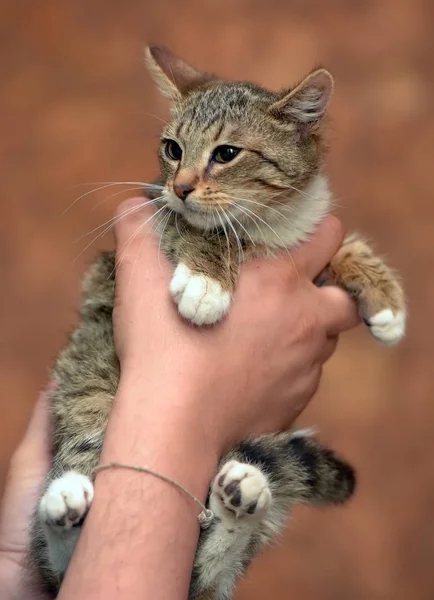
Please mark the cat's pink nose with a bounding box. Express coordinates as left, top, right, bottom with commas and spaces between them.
173, 183, 195, 201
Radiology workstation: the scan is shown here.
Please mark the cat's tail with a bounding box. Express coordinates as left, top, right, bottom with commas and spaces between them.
234, 430, 356, 509
286, 430, 356, 506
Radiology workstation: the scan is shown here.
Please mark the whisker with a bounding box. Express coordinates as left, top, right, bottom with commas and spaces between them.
228, 184, 317, 201
74, 197, 163, 243
123, 207, 171, 293
231, 202, 287, 248
64, 181, 164, 215
127, 111, 169, 125
228, 188, 292, 203
72, 198, 164, 264
72, 203, 153, 263
221, 208, 244, 263
175, 212, 189, 243
330, 198, 346, 210
228, 187, 297, 204
230, 196, 296, 225
229, 184, 324, 206
285, 183, 321, 202
114, 204, 168, 274
216, 208, 231, 266
90, 186, 150, 212
228, 190, 300, 215
158, 209, 174, 269
226, 208, 256, 246
165, 60, 183, 114
211, 211, 224, 254
231, 201, 299, 279
71, 181, 164, 190
232, 204, 266, 243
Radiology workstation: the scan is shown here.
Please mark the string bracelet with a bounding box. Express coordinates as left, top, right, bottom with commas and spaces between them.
94, 461, 214, 529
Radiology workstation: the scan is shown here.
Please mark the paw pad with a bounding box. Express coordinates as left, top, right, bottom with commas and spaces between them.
39, 472, 94, 529
212, 461, 271, 519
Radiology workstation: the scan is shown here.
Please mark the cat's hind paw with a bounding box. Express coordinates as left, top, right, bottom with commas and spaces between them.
211, 461, 271, 519
39, 471, 93, 529
170, 263, 231, 326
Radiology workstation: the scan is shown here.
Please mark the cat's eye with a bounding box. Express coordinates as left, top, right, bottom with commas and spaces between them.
164, 139, 183, 161
213, 145, 241, 163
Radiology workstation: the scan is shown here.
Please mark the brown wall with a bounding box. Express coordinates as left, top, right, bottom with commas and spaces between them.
2, 1, 434, 598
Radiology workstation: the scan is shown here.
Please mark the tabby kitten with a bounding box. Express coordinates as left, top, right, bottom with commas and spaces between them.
29, 46, 406, 599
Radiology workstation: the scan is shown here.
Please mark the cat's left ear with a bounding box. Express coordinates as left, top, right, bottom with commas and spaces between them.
145, 45, 212, 101
269, 68, 334, 125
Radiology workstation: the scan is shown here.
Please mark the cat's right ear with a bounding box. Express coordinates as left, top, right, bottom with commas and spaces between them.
145, 46, 211, 101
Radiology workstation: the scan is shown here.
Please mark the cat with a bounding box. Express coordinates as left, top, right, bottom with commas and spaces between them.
28, 46, 406, 600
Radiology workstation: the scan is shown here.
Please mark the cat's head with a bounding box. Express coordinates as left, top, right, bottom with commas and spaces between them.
146, 46, 333, 236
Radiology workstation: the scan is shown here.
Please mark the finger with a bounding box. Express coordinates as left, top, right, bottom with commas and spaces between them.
319, 336, 339, 364
12, 383, 55, 468
319, 285, 361, 335
292, 216, 345, 280
0, 385, 55, 557
113, 196, 162, 248
113, 197, 172, 291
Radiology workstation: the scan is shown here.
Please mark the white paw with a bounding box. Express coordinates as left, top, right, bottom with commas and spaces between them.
169, 263, 231, 326
39, 472, 94, 529
211, 461, 272, 519
367, 309, 406, 346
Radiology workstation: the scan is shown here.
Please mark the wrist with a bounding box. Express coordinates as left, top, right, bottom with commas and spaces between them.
60, 366, 219, 600
102, 367, 222, 498
0, 560, 15, 600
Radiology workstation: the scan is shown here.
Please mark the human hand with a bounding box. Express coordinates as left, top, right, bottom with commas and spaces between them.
0, 388, 52, 600
113, 198, 359, 454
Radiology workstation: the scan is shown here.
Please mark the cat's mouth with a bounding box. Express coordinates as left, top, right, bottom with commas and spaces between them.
179, 203, 215, 230
163, 191, 220, 230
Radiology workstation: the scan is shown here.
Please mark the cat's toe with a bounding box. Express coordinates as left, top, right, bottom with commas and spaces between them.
212, 461, 271, 519
39, 471, 94, 529
170, 264, 231, 325
169, 263, 192, 303
366, 309, 406, 346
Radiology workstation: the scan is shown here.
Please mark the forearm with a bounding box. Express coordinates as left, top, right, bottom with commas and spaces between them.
58, 368, 219, 600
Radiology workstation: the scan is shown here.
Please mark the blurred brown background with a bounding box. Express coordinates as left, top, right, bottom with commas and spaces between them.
1, 0, 434, 598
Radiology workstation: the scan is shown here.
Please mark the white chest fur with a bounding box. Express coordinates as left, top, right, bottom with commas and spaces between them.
246, 173, 332, 249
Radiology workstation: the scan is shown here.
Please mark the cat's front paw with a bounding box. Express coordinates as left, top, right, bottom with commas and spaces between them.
169, 263, 231, 326
365, 309, 406, 346
360, 274, 406, 346
210, 461, 272, 519
328, 236, 407, 346
39, 472, 94, 529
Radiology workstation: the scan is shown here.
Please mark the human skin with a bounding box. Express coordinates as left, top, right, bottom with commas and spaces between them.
0, 199, 358, 600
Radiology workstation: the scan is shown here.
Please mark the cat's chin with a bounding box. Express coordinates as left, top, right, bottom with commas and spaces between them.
163, 192, 212, 231
173, 206, 215, 232
182, 210, 212, 231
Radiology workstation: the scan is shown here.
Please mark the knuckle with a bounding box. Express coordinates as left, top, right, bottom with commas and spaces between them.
295, 314, 320, 344
321, 339, 338, 364
310, 365, 323, 392
296, 365, 322, 405
306, 364, 322, 396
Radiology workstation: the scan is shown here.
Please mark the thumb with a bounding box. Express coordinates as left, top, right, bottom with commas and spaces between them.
113, 196, 164, 252
319, 285, 361, 335
113, 197, 172, 289
0, 385, 54, 554
12, 383, 54, 469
